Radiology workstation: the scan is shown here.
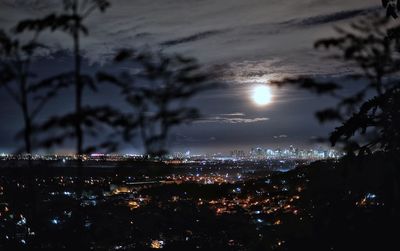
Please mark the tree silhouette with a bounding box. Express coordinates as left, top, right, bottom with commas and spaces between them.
10, 3, 129, 248
382, 0, 400, 18
272, 13, 400, 155
0, 29, 38, 155
0, 29, 68, 154
15, 0, 112, 155
98, 50, 218, 157
0, 28, 72, 245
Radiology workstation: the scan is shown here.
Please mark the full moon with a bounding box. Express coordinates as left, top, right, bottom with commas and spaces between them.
251, 85, 272, 106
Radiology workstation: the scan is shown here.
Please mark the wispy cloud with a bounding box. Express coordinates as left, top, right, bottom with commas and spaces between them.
216, 112, 245, 116
197, 113, 269, 124
273, 134, 288, 139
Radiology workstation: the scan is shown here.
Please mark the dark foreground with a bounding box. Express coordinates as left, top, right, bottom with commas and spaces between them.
1, 154, 399, 251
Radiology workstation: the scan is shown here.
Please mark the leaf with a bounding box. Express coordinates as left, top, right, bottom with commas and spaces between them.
114, 49, 134, 62
316, 109, 343, 123
382, 0, 390, 8
387, 4, 398, 19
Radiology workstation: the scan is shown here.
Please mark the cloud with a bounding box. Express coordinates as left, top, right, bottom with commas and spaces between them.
0, 0, 380, 76
217, 57, 353, 87
281, 6, 379, 27
160, 29, 227, 47
197, 114, 269, 124
216, 113, 245, 116
273, 134, 288, 139
0, 0, 58, 10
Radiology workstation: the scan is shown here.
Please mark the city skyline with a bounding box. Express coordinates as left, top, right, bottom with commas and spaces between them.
0, 144, 343, 161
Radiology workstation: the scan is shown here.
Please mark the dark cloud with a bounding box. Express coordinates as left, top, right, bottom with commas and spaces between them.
160, 29, 227, 47
281, 6, 379, 27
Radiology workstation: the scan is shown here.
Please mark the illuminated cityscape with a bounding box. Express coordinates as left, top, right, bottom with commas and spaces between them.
0, 154, 386, 250
0, 146, 342, 162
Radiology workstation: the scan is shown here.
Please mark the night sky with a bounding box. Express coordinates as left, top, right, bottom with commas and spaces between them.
0, 0, 380, 154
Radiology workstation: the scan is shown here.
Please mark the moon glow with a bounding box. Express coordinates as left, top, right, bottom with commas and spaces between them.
251, 85, 272, 106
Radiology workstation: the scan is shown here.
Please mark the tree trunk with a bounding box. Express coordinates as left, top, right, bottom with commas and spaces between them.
71, 2, 86, 249
74, 30, 83, 155
20, 77, 32, 155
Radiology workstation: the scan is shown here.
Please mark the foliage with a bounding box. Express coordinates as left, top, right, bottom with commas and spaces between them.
0, 29, 69, 154
272, 14, 400, 155
98, 50, 219, 157
14, 0, 123, 154
2, 0, 219, 156
382, 0, 400, 18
